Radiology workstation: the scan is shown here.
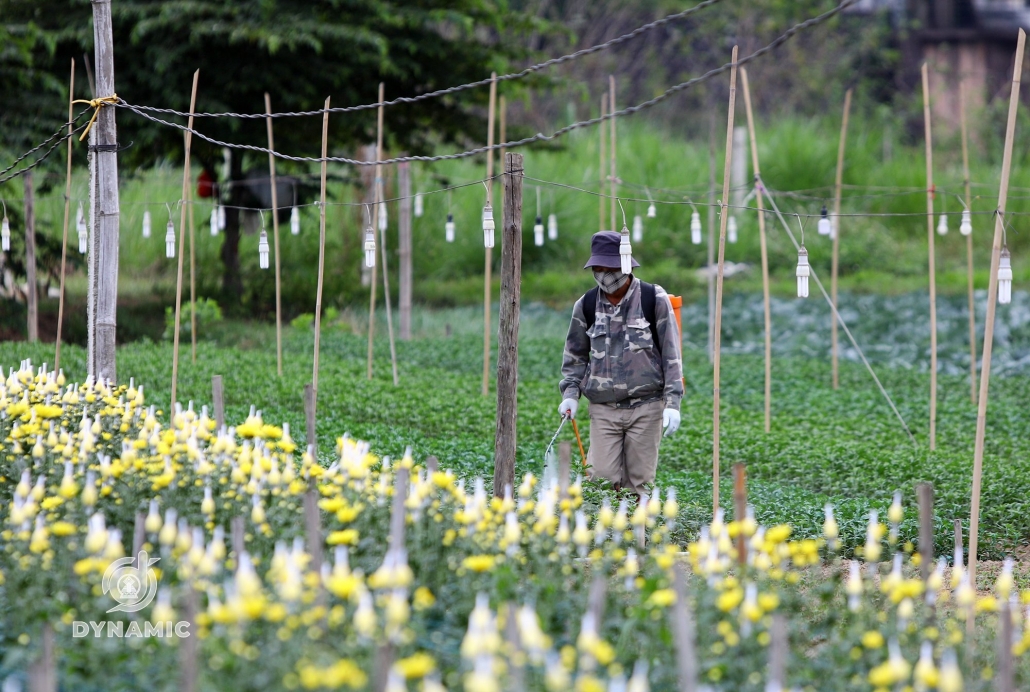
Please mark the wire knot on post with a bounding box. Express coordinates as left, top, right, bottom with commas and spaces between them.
70, 95, 120, 142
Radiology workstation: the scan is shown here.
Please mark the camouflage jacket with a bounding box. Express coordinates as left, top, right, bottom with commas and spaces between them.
559, 278, 684, 410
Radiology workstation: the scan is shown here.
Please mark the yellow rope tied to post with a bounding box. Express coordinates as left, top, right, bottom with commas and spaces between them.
71, 95, 120, 141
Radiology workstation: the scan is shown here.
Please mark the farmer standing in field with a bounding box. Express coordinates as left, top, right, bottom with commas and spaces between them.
558, 231, 683, 497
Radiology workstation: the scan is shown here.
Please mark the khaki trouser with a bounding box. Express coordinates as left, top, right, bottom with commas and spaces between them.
586, 398, 663, 495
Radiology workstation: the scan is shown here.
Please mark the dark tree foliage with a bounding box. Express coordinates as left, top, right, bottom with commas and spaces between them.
1, 0, 541, 305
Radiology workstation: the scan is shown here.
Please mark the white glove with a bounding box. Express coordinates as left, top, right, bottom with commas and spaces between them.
558, 398, 579, 419
662, 408, 681, 437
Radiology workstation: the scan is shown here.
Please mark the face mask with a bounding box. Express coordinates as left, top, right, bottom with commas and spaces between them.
593, 269, 630, 294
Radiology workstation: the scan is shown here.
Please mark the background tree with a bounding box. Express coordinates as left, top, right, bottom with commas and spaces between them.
1, 0, 541, 307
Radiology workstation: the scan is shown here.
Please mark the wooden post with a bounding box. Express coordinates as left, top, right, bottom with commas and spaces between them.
28, 622, 55, 692
131, 512, 145, 564
505, 603, 525, 692
367, 85, 384, 380
389, 465, 409, 552
670, 563, 697, 692
917, 482, 934, 581
303, 383, 316, 456
23, 170, 38, 342
187, 162, 197, 363
493, 152, 523, 498
712, 47, 739, 517
398, 161, 412, 341
732, 463, 747, 565
599, 93, 607, 232
998, 598, 1015, 692
739, 68, 771, 432
482, 72, 498, 397
609, 76, 617, 231
969, 29, 1025, 592
379, 174, 400, 386
170, 70, 200, 412
55, 58, 75, 370
265, 93, 283, 376
231, 515, 245, 565
707, 107, 717, 362
959, 79, 977, 404
767, 614, 787, 692
831, 89, 852, 391
954, 519, 963, 565
425, 455, 438, 474
304, 487, 322, 575
86, 0, 120, 383
313, 97, 331, 408
921, 63, 939, 451
178, 588, 199, 692
211, 375, 224, 430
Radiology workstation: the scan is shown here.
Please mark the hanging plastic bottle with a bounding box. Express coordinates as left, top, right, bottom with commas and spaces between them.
534, 215, 544, 247
210, 207, 219, 237
363, 208, 377, 268
1, 201, 9, 252
414, 192, 424, 218
998, 246, 1012, 305
619, 202, 633, 275
727, 215, 738, 244
142, 210, 152, 239
960, 209, 972, 236
796, 246, 810, 298
217, 204, 226, 231
445, 213, 455, 243
482, 202, 495, 249
258, 215, 269, 270
378, 201, 388, 232
647, 202, 656, 218
690, 210, 702, 245
77, 203, 88, 254
818, 205, 831, 236
937, 214, 948, 236
548, 213, 558, 241
632, 215, 644, 243
290, 207, 300, 236
165, 220, 176, 259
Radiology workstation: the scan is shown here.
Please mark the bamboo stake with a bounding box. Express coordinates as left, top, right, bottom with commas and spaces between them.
55, 58, 75, 371
265, 93, 283, 377
599, 93, 607, 232
312, 97, 331, 407
482, 72, 497, 396
379, 174, 400, 386
499, 95, 507, 177
712, 46, 739, 517
921, 63, 939, 451
24, 171, 37, 342
170, 70, 200, 412
707, 109, 716, 363
609, 76, 617, 232
831, 89, 852, 391
367, 85, 384, 380
959, 79, 977, 404
187, 162, 197, 363
969, 28, 1025, 593
739, 68, 772, 433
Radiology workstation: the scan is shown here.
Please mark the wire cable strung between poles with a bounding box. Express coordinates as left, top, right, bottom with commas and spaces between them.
0, 108, 92, 185
115, 0, 855, 167
113, 0, 726, 121
758, 176, 918, 446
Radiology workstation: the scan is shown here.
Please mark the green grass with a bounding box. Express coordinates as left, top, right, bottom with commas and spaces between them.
5, 296, 1030, 562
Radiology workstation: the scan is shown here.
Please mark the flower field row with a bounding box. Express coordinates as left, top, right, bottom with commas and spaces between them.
0, 359, 1027, 691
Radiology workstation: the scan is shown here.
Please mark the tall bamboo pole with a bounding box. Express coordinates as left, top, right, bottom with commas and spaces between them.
959, 79, 977, 404
707, 110, 716, 363
169, 70, 199, 412
831, 89, 853, 390
312, 97, 331, 409
499, 95, 507, 177
921, 63, 939, 451
969, 28, 1025, 593
739, 68, 772, 433
599, 93, 607, 232
367, 84, 384, 380
187, 167, 197, 363
609, 76, 617, 232
55, 58, 74, 371
265, 93, 283, 377
379, 174, 400, 386
24, 171, 37, 343
712, 46, 739, 516
482, 73, 497, 396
